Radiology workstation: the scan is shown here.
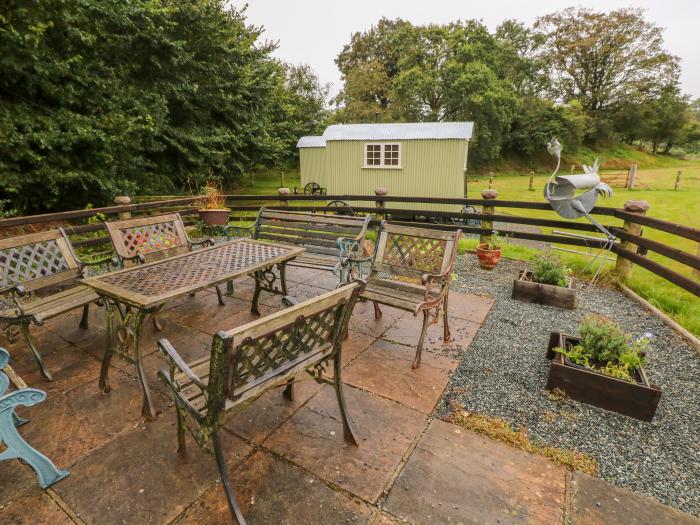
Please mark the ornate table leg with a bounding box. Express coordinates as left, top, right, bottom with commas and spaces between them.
130, 310, 157, 420
99, 297, 116, 393
250, 262, 289, 315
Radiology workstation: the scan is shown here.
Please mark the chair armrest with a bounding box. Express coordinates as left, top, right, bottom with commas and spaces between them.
79, 255, 120, 270
157, 338, 207, 391
0, 285, 28, 318
421, 269, 452, 285
121, 253, 146, 266
189, 237, 215, 249
222, 224, 255, 240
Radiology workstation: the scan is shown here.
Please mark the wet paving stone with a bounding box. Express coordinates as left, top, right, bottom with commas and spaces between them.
264, 384, 427, 503
385, 419, 566, 524
175, 451, 373, 525
0, 487, 74, 525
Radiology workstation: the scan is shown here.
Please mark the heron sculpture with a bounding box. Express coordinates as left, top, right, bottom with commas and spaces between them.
544, 138, 615, 240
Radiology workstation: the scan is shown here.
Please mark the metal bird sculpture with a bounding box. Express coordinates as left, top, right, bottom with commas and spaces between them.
544, 138, 615, 239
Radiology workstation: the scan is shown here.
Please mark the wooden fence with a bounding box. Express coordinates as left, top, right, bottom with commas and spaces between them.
0, 193, 698, 297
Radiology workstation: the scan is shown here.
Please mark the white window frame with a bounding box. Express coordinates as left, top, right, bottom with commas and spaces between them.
363, 142, 402, 169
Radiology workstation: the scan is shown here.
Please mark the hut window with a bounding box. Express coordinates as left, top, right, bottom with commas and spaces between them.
364, 143, 401, 168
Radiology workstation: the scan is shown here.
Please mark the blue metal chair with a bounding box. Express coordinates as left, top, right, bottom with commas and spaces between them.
0, 347, 69, 488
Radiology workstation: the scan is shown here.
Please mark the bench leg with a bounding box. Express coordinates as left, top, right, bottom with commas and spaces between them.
373, 302, 382, 320
282, 377, 294, 401
278, 262, 288, 296
132, 311, 157, 420
215, 285, 225, 306
0, 409, 69, 489
175, 400, 188, 460
226, 280, 235, 296
20, 324, 53, 381
152, 315, 163, 332
413, 311, 430, 369
251, 275, 262, 316
443, 297, 451, 342
333, 355, 359, 446
79, 304, 90, 329
213, 430, 247, 525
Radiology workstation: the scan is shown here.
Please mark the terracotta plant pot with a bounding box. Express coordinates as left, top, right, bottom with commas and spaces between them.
476, 243, 501, 269
198, 208, 230, 226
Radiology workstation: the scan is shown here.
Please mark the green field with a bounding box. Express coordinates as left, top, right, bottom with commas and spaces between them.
234, 163, 700, 335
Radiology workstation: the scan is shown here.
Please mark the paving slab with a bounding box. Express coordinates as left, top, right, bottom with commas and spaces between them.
175, 451, 373, 525
264, 384, 427, 503
224, 376, 324, 443
446, 291, 495, 324
385, 419, 566, 524
0, 487, 74, 525
286, 283, 331, 303
370, 513, 404, 525
0, 460, 36, 507
343, 339, 456, 413
54, 417, 251, 525
348, 301, 411, 338
16, 371, 162, 468
567, 472, 700, 525
381, 314, 480, 357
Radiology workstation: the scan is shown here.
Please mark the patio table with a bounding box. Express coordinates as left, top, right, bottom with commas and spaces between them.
83, 238, 304, 419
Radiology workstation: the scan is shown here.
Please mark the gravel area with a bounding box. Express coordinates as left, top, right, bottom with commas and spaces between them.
437, 255, 700, 516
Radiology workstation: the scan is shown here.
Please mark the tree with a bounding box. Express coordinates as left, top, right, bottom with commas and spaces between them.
534, 7, 680, 140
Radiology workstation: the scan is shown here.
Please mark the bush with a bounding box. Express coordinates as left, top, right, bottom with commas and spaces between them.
531, 251, 568, 287
554, 316, 649, 382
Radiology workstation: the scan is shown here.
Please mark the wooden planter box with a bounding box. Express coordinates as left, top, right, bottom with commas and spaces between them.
545, 332, 662, 421
512, 270, 576, 309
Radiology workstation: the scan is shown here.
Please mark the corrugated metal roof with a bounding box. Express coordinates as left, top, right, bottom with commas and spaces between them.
297, 136, 326, 148
322, 122, 474, 141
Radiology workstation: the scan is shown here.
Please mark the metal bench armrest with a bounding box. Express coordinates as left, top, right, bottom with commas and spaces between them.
79, 255, 120, 270
222, 224, 255, 240
157, 338, 207, 391
189, 237, 215, 249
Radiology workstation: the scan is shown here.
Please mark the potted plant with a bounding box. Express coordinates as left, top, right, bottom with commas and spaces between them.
546, 316, 661, 421
512, 251, 576, 308
476, 231, 502, 270
197, 178, 230, 226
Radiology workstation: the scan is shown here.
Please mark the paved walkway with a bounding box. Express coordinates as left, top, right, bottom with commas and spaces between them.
1, 267, 697, 524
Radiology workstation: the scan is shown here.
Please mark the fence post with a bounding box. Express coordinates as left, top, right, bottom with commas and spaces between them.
695, 244, 700, 280
479, 189, 498, 246
114, 196, 132, 220
528, 171, 535, 191
375, 188, 387, 229
570, 165, 575, 174
488, 172, 494, 189
615, 200, 649, 280
626, 164, 637, 189
277, 187, 290, 207
675, 171, 681, 191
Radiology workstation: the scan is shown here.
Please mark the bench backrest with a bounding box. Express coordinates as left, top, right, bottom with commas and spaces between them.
0, 230, 82, 294
105, 213, 191, 265
252, 208, 370, 257
372, 223, 462, 281
204, 282, 364, 418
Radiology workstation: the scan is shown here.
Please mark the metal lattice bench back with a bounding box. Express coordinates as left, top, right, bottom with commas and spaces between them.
105, 213, 204, 266
242, 207, 371, 287
0, 230, 109, 380
157, 281, 365, 524
353, 222, 462, 368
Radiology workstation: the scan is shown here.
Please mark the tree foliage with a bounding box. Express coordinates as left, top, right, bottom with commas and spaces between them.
0, 0, 325, 213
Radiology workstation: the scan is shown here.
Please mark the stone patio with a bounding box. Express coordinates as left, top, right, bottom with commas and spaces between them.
1, 267, 697, 524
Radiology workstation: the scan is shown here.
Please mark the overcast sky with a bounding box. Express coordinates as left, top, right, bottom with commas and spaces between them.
231, 0, 700, 99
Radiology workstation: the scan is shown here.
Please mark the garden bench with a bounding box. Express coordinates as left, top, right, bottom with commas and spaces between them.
157, 281, 365, 524
105, 213, 226, 306
348, 222, 462, 368
232, 207, 371, 290
0, 229, 112, 380
0, 347, 69, 488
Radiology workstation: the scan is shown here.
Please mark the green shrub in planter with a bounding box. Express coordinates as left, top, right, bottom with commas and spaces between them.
531, 251, 569, 287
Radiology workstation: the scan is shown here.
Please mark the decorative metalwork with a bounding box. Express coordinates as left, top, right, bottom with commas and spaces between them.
0, 240, 70, 288
118, 221, 183, 258
544, 138, 614, 239
382, 232, 446, 274
0, 347, 69, 488
101, 241, 290, 297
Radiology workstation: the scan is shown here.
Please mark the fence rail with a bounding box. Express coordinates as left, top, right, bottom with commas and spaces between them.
0, 193, 697, 298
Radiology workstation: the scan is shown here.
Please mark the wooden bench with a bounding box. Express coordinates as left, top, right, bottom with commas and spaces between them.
349, 222, 462, 368
157, 281, 365, 524
105, 213, 226, 305
0, 229, 112, 380
233, 207, 371, 291
0, 347, 69, 488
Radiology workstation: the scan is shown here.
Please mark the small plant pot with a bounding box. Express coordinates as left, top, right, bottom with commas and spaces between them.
512, 270, 577, 309
198, 209, 230, 226
476, 243, 501, 270
545, 332, 662, 421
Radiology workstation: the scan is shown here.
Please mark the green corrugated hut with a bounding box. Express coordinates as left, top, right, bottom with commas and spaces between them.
297, 122, 474, 210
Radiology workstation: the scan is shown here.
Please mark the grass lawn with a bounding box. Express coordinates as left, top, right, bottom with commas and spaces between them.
233, 164, 699, 335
